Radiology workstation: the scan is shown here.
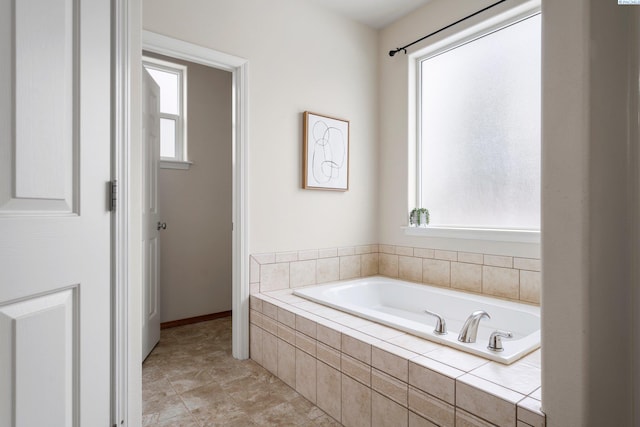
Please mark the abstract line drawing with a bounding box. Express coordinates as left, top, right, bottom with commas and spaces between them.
303, 112, 350, 191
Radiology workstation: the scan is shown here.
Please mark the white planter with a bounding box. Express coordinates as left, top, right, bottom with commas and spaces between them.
420, 213, 428, 227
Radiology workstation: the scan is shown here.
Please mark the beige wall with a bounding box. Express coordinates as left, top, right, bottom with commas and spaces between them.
145, 52, 233, 322
542, 1, 638, 425
143, 0, 379, 255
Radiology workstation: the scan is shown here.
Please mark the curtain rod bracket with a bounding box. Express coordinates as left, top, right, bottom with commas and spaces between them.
388, 48, 407, 57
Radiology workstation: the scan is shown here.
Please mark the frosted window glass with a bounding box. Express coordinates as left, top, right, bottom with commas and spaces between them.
146, 68, 179, 115
160, 118, 176, 158
420, 14, 541, 230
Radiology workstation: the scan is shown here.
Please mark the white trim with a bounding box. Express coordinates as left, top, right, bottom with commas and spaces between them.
112, 1, 130, 425
411, 1, 541, 63
160, 159, 193, 170
143, 31, 246, 70
142, 55, 188, 72
142, 56, 188, 162
402, 226, 540, 243
142, 31, 250, 359
232, 60, 250, 360
409, 0, 542, 238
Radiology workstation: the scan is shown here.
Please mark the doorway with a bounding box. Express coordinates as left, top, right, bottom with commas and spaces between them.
140, 31, 250, 356
142, 50, 233, 349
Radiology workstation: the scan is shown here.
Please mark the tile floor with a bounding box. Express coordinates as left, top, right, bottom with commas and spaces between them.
142, 316, 341, 426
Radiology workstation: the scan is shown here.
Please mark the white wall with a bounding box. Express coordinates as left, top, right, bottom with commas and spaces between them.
145, 52, 233, 322
143, 0, 379, 254
378, 0, 539, 259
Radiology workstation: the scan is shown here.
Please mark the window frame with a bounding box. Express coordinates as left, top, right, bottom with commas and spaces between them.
142, 55, 190, 169
408, 4, 541, 244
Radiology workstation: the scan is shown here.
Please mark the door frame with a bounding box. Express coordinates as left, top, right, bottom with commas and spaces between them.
112, 2, 250, 422
140, 31, 250, 362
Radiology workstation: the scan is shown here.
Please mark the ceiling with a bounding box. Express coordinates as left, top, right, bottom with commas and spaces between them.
309, 0, 433, 29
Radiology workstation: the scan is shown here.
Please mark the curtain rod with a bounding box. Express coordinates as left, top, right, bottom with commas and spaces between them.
388, 0, 507, 57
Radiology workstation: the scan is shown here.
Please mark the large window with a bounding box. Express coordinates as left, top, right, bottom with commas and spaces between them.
418, 13, 541, 232
143, 56, 188, 166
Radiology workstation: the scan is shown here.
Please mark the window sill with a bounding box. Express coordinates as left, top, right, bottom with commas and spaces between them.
160, 160, 193, 170
402, 226, 540, 244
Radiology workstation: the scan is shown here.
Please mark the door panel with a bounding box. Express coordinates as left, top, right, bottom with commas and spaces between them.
14, 0, 74, 202
142, 68, 161, 360
1, 0, 76, 213
0, 289, 77, 427
0, 0, 111, 425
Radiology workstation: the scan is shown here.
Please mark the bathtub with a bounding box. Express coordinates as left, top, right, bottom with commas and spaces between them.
293, 276, 540, 364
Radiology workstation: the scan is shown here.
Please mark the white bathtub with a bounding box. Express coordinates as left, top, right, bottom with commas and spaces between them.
293, 276, 540, 364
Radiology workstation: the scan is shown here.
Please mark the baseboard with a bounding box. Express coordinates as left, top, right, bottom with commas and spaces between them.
161, 310, 232, 329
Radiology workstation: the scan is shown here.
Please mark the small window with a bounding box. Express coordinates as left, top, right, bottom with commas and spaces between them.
417, 13, 541, 232
143, 56, 188, 164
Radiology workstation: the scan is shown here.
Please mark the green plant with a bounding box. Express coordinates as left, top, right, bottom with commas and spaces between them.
418, 208, 430, 225
410, 208, 430, 226
409, 208, 418, 226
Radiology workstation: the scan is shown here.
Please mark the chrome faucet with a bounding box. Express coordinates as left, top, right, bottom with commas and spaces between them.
487, 330, 513, 352
424, 309, 447, 335
458, 310, 490, 343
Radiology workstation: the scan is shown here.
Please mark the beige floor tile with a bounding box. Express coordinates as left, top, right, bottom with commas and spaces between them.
152, 413, 201, 427
312, 414, 343, 426
249, 400, 326, 426
166, 368, 215, 394
142, 376, 176, 402
178, 382, 227, 412
189, 396, 247, 426
142, 317, 338, 427
142, 393, 190, 423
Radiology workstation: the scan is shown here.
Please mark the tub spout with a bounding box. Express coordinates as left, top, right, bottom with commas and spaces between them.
458, 310, 490, 343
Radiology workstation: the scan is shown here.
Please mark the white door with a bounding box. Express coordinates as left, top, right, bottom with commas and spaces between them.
142, 68, 162, 360
0, 1, 111, 426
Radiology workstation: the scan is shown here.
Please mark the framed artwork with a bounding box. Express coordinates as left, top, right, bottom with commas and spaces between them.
302, 111, 350, 191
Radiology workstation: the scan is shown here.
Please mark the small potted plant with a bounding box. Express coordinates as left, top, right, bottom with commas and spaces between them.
409, 208, 430, 227
409, 208, 419, 227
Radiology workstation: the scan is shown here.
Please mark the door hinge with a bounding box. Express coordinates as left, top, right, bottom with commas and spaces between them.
110, 179, 118, 212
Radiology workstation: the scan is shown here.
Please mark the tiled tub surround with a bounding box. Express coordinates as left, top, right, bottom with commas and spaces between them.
250, 291, 545, 427
250, 244, 541, 305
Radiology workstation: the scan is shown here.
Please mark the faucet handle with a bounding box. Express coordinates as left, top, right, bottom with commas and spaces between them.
424, 309, 447, 335
487, 330, 513, 352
